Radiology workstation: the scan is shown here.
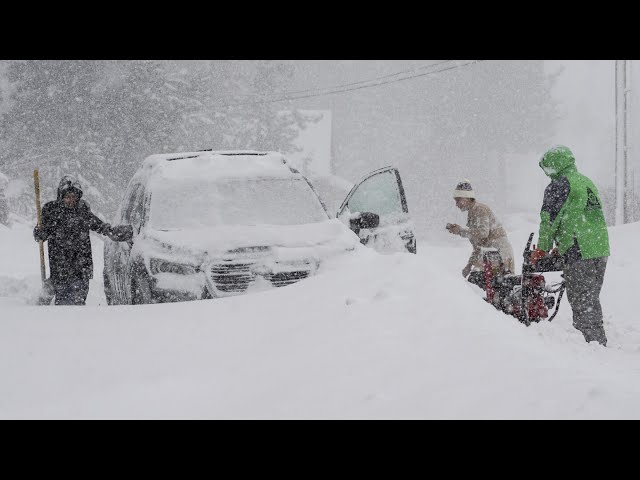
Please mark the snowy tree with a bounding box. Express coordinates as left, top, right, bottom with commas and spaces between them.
162, 61, 319, 155
0, 60, 316, 220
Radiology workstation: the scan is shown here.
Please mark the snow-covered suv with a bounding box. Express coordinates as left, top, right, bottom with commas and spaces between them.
103, 150, 415, 304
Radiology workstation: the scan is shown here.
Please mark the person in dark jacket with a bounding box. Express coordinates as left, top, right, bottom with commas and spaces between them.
33, 175, 133, 305
0, 171, 8, 226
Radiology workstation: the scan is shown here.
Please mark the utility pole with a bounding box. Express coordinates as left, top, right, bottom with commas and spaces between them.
615, 60, 631, 225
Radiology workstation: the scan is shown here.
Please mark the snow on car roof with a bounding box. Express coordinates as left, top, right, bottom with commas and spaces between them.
135, 151, 298, 185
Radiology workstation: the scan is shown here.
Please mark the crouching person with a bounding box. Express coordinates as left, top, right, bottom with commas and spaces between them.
33, 176, 133, 305
446, 179, 515, 278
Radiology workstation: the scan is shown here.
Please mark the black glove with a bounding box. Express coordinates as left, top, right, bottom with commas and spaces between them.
111, 224, 134, 242
33, 225, 47, 242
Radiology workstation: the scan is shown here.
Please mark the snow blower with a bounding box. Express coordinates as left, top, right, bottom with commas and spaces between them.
467, 233, 565, 326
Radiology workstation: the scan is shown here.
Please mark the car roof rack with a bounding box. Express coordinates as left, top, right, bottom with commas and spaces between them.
166, 150, 272, 161
196, 150, 269, 155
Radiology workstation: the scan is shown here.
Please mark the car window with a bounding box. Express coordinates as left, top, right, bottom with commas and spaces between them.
346, 170, 403, 217
148, 177, 328, 229
130, 187, 146, 234
122, 185, 142, 223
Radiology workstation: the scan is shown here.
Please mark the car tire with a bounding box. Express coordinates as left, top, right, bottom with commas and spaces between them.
130, 270, 155, 305
407, 237, 417, 254
104, 270, 115, 305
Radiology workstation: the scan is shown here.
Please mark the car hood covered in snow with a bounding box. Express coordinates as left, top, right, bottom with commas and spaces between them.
135, 218, 361, 263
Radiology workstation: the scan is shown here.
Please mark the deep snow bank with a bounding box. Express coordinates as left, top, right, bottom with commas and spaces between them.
1, 214, 639, 419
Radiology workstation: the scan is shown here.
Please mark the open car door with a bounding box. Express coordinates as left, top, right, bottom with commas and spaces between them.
337, 166, 416, 254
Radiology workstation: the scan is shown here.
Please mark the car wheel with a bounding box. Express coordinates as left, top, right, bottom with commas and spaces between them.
104, 270, 115, 305
406, 237, 417, 254
130, 270, 155, 305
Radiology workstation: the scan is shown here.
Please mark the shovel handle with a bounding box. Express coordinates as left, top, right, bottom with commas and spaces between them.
34, 169, 46, 285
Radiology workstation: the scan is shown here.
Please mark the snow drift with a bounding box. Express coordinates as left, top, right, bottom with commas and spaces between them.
1, 215, 639, 419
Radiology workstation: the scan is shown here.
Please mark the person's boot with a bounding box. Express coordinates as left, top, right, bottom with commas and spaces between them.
581, 327, 607, 347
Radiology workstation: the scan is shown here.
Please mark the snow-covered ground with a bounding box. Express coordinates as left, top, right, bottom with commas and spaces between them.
1, 213, 639, 419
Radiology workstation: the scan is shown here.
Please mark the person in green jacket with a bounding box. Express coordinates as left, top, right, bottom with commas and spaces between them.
530, 145, 610, 346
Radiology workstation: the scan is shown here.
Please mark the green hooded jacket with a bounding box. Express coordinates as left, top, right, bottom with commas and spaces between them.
537, 145, 610, 259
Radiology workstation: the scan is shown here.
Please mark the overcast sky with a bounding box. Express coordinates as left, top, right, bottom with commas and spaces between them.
546, 61, 614, 184
282, 60, 636, 214
545, 61, 638, 192
2, 60, 636, 229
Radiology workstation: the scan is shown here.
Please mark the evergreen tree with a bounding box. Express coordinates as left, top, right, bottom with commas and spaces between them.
0, 60, 314, 220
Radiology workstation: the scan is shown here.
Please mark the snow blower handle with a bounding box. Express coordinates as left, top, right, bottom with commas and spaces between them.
524, 232, 534, 253
522, 232, 535, 273
34, 169, 46, 286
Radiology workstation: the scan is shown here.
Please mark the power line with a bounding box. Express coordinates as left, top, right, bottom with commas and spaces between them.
219, 61, 454, 100
218, 60, 485, 108
223, 60, 481, 107
265, 60, 454, 97
313, 60, 483, 96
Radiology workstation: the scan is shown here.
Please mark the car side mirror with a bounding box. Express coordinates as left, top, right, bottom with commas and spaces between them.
349, 211, 380, 235
359, 212, 380, 229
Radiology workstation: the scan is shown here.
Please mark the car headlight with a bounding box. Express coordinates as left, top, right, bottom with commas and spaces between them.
150, 258, 198, 276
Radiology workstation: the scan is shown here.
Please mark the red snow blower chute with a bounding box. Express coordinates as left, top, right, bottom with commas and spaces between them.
467, 233, 566, 326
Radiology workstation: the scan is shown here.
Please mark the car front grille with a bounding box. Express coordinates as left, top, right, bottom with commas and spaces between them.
210, 263, 253, 293
209, 263, 311, 294
264, 271, 310, 287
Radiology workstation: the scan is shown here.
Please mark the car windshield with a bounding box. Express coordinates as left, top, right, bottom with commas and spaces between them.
149, 177, 329, 229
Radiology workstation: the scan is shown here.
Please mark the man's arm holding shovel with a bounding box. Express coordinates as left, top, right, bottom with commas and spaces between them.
33, 169, 55, 304
33, 170, 47, 282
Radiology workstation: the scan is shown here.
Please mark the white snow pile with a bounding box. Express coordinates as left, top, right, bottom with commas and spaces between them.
142, 151, 294, 185
1, 214, 640, 419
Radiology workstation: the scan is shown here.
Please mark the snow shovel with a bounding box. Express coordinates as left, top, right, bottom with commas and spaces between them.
34, 169, 55, 305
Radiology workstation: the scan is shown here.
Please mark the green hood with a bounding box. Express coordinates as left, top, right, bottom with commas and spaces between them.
539, 145, 577, 179
536, 144, 610, 259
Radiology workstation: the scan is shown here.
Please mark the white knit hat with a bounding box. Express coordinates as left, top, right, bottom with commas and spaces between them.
453, 179, 475, 199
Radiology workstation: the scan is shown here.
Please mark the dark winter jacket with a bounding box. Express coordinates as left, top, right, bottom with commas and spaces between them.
0, 190, 7, 226
34, 176, 132, 286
